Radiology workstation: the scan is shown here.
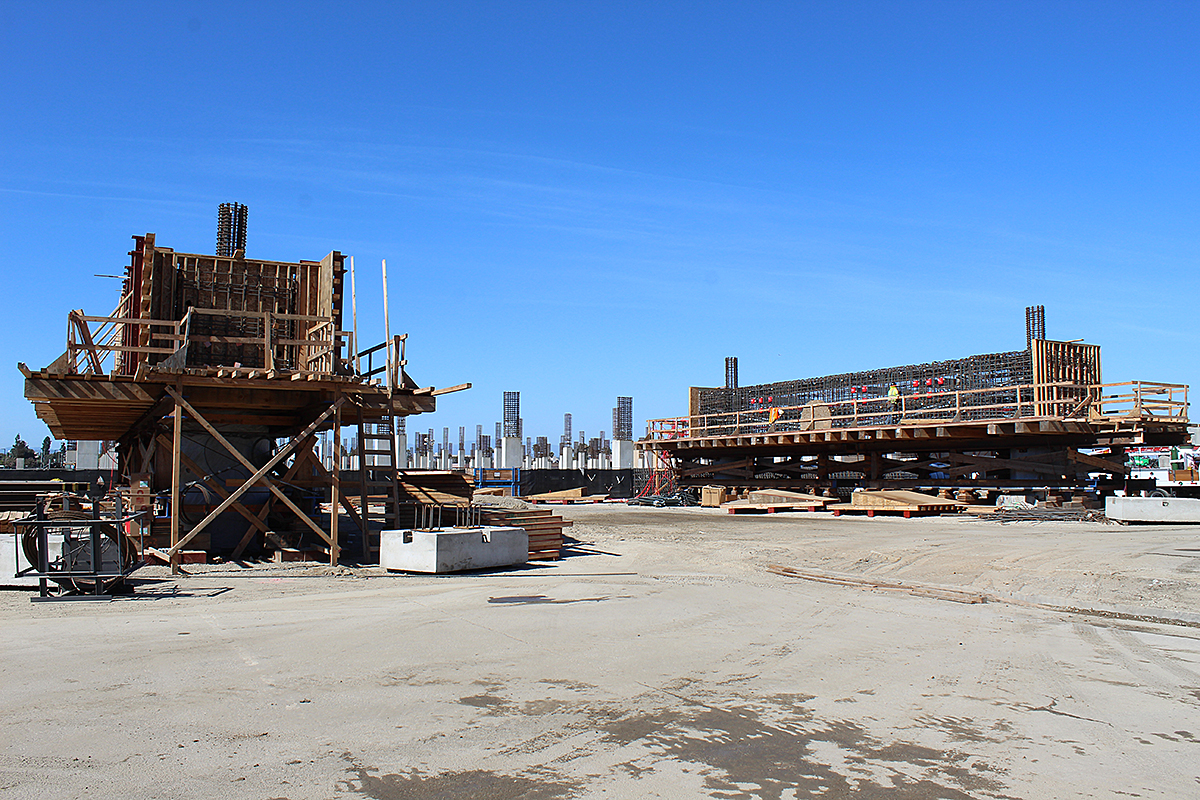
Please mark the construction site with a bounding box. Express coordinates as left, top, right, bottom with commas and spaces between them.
4, 214, 1200, 800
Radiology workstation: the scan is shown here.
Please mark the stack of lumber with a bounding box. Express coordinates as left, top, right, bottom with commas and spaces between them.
722, 490, 834, 514
0, 480, 90, 512
396, 471, 475, 505
523, 487, 605, 505
476, 507, 573, 560
0, 510, 28, 534
829, 490, 965, 518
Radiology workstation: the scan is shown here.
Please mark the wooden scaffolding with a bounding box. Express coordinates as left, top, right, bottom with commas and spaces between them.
642, 340, 1190, 493
22, 233, 468, 571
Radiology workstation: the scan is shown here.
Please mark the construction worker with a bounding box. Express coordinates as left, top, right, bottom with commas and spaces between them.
888, 384, 900, 425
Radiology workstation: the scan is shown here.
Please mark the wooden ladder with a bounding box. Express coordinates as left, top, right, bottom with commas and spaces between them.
356, 402, 402, 559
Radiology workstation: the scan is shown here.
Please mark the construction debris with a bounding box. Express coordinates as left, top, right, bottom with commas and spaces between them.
983, 507, 1113, 524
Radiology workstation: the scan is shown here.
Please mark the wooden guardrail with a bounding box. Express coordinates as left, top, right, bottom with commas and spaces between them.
645, 381, 1188, 441
65, 307, 354, 378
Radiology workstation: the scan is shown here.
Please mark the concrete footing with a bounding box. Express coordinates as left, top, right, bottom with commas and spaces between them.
379, 526, 528, 573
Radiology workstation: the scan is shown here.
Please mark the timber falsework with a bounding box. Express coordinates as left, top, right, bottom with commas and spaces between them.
21, 233, 469, 570
640, 338, 1190, 492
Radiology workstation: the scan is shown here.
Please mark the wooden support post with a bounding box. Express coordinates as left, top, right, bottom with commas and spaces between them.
305, 455, 368, 536
331, 394, 341, 565
170, 389, 182, 575
382, 258, 392, 390
350, 256, 360, 375
263, 311, 274, 372
358, 405, 369, 557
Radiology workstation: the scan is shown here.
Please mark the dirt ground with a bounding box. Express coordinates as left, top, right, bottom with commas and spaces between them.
2, 505, 1199, 799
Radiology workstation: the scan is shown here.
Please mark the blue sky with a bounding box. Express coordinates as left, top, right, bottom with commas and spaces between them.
2, 1, 1197, 450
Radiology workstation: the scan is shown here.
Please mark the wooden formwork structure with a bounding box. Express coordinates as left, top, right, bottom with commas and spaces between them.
22, 234, 468, 570
641, 340, 1190, 494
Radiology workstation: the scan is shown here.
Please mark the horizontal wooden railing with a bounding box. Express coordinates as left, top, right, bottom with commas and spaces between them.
645, 381, 1189, 441
64, 308, 353, 378
1088, 381, 1189, 423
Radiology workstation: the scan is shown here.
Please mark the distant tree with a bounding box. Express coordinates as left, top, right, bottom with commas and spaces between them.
9, 435, 36, 468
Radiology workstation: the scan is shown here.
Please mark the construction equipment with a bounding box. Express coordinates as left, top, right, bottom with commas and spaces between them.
1125, 446, 1200, 497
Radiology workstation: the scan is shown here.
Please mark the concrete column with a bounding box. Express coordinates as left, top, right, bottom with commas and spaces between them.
612, 440, 635, 469
500, 437, 522, 469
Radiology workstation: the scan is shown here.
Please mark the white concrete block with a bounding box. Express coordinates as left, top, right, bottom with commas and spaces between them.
1106, 496, 1200, 523
380, 526, 528, 573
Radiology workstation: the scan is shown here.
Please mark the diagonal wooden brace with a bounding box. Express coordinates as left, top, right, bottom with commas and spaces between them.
230, 444, 316, 559
69, 310, 104, 375
165, 388, 345, 555
156, 434, 272, 537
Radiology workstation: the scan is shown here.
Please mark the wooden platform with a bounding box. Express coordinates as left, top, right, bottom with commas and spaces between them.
21, 367, 435, 441
746, 489, 835, 506
828, 490, 965, 518
830, 505, 960, 518
724, 502, 826, 514
523, 487, 606, 505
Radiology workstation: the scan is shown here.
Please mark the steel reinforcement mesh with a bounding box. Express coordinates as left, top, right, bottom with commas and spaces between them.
503, 392, 521, 437
613, 397, 633, 441
695, 349, 1035, 428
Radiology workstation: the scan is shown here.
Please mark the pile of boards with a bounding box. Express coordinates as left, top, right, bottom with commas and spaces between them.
0, 480, 90, 513
476, 506, 572, 560
830, 490, 965, 518
523, 487, 605, 505
721, 490, 836, 514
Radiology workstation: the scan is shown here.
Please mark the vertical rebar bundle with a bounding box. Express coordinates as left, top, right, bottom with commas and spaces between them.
725, 357, 738, 390
613, 396, 633, 440
503, 392, 520, 438
563, 413, 572, 449
216, 202, 248, 258
1026, 305, 1046, 349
